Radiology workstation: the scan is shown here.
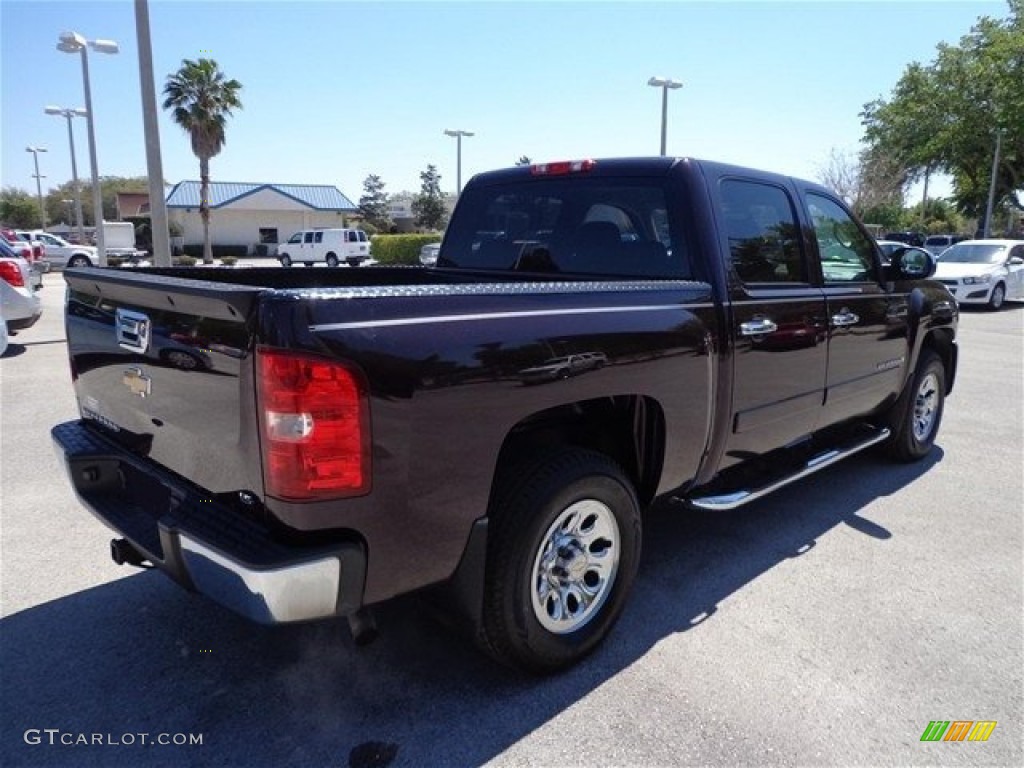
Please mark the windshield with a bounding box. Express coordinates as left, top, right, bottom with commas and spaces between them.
939, 244, 1007, 264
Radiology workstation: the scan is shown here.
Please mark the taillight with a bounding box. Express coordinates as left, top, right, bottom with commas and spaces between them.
0, 261, 25, 287
255, 347, 371, 500
530, 159, 596, 176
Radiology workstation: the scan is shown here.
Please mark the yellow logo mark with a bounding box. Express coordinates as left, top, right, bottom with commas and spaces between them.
968, 721, 997, 742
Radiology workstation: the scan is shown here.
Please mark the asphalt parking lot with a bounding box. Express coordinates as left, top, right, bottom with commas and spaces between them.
1, 270, 1021, 767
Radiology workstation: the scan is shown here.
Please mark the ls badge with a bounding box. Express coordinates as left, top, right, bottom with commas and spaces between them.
123, 367, 152, 398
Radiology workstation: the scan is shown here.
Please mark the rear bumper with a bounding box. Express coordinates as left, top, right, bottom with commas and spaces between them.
52, 420, 366, 624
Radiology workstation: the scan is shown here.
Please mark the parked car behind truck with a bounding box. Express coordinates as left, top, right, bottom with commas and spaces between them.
277, 228, 371, 267
53, 156, 957, 672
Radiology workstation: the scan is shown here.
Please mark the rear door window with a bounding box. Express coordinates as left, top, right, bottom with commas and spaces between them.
720, 179, 806, 284
440, 177, 687, 278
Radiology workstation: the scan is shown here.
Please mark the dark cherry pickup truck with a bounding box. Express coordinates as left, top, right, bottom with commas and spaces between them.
53, 157, 958, 672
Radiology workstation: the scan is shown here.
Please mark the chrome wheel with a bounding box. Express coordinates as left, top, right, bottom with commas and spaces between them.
912, 372, 940, 442
530, 498, 620, 634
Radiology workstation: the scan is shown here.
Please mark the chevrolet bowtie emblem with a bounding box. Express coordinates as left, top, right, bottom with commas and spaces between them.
123, 367, 152, 398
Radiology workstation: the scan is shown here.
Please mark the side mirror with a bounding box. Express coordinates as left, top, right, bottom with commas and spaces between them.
888, 247, 936, 280
1008, 256, 1024, 266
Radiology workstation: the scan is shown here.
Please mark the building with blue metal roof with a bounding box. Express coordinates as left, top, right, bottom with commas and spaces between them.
165, 181, 358, 255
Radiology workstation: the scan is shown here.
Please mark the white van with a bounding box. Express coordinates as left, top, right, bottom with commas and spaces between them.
277, 228, 371, 267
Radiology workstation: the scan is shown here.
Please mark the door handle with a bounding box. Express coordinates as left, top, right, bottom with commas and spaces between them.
831, 310, 859, 327
739, 318, 778, 336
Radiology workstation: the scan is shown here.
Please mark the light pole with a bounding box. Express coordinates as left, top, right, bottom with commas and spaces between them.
647, 76, 683, 156
134, 0, 172, 267
45, 106, 88, 244
25, 146, 48, 228
444, 129, 474, 195
983, 127, 1003, 238
57, 31, 119, 266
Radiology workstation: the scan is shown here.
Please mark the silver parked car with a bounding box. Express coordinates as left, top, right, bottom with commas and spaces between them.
419, 241, 441, 266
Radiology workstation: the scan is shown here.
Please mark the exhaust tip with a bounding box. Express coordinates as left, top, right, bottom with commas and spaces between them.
110, 538, 149, 568
347, 608, 378, 646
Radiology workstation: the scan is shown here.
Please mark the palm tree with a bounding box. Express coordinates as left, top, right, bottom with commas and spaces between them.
162, 59, 242, 264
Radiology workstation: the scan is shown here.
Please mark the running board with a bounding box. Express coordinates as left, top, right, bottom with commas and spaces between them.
683, 427, 891, 511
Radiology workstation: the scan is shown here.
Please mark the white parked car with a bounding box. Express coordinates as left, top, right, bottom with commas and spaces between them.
933, 239, 1024, 310
277, 228, 371, 267
27, 230, 98, 269
0, 250, 43, 357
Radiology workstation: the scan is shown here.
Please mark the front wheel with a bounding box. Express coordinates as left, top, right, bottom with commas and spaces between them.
480, 449, 641, 673
988, 282, 1006, 310
884, 350, 945, 462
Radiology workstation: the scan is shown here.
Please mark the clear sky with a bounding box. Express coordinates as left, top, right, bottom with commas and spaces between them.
0, 0, 1007, 202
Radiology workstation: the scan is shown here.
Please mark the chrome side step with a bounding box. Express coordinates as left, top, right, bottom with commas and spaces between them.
684, 427, 891, 511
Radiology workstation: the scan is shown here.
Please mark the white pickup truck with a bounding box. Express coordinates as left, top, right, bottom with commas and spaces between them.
29, 230, 99, 269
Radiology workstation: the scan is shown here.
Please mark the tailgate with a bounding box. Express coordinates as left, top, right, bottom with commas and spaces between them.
64, 269, 265, 496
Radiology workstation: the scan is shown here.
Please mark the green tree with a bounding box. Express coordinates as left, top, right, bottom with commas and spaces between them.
0, 187, 41, 228
861, 1, 1023, 232
162, 58, 242, 263
358, 174, 392, 231
44, 175, 149, 227
412, 165, 447, 230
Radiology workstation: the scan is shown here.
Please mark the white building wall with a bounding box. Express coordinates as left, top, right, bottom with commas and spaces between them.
169, 209, 349, 253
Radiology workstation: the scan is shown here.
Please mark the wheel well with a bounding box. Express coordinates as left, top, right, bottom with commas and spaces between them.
494, 396, 666, 506
922, 329, 956, 394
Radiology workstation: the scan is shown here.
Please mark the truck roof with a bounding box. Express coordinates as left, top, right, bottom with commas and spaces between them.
467, 156, 832, 196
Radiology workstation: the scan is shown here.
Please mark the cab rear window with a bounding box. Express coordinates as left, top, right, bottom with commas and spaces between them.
440, 178, 689, 279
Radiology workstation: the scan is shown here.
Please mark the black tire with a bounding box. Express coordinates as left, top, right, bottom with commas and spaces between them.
884, 350, 945, 462
347, 258, 361, 267
303, 261, 314, 268
279, 254, 292, 267
326, 253, 339, 268
988, 282, 1006, 310
68, 255, 92, 268
480, 449, 641, 673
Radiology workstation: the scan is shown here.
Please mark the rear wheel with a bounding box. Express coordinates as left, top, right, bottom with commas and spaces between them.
0, 317, 8, 357
884, 350, 945, 462
988, 282, 1006, 310
162, 350, 203, 370
326, 253, 339, 267
68, 254, 92, 268
279, 254, 292, 267
480, 449, 641, 673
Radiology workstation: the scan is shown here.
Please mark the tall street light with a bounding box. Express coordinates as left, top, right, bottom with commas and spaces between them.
45, 106, 88, 244
57, 30, 119, 266
647, 76, 683, 156
25, 146, 48, 228
983, 127, 1004, 238
444, 129, 474, 195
